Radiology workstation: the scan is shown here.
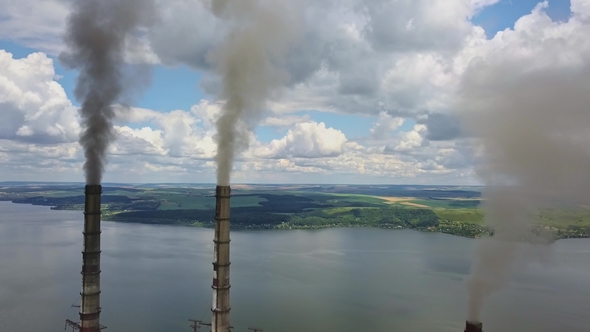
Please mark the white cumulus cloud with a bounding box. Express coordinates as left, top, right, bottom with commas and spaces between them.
0, 50, 80, 144
256, 122, 348, 159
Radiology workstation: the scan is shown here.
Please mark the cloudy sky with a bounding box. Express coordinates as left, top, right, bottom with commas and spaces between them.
0, 0, 584, 184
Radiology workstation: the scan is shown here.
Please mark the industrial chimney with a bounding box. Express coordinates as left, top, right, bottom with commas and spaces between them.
465, 321, 483, 332
80, 184, 102, 331
212, 185, 231, 332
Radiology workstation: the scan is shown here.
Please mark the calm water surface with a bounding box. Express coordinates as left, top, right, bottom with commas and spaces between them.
0, 201, 589, 332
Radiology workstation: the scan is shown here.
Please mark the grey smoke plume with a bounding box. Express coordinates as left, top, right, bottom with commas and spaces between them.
60, 0, 155, 185
205, 0, 302, 185
459, 16, 590, 321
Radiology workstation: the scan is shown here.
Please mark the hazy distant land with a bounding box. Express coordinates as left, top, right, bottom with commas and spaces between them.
1, 182, 589, 240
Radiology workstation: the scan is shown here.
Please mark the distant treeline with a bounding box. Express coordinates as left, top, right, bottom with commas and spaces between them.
252, 194, 328, 210
429, 197, 481, 208
12, 195, 160, 211
108, 206, 441, 231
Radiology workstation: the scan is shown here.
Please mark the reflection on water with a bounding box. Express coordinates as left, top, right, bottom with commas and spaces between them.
0, 201, 589, 332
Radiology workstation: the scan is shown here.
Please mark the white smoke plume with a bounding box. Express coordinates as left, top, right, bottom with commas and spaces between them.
60, 0, 156, 185
458, 1, 590, 322
205, 0, 302, 186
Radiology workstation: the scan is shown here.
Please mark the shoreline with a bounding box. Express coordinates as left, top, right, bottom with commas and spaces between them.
4, 200, 590, 240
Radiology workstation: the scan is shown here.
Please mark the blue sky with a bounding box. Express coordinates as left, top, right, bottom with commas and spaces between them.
138, 66, 205, 112
473, 0, 572, 37
0, 0, 582, 184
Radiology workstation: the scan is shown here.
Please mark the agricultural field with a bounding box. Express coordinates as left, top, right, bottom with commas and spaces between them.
1, 182, 588, 239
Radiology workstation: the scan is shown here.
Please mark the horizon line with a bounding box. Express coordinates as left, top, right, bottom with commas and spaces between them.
0, 181, 484, 187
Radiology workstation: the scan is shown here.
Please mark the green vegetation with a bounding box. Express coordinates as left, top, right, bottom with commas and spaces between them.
284, 206, 439, 230
434, 209, 484, 224
1, 183, 589, 239
538, 208, 590, 228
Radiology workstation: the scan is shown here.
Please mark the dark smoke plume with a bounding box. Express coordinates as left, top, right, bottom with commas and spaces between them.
206, 0, 302, 185
458, 8, 590, 322
60, 0, 155, 184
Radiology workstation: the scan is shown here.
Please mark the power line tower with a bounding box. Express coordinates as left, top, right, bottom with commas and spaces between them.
64, 319, 107, 331
64, 319, 81, 331
189, 319, 235, 332
189, 319, 206, 332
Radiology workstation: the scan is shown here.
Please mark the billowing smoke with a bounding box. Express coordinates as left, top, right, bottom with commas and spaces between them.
205, 0, 302, 185
60, 0, 155, 185
458, 3, 590, 322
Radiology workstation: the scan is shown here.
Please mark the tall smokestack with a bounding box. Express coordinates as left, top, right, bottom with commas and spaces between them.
212, 185, 231, 332
204, 1, 301, 330
464, 321, 483, 332
80, 184, 102, 331
60, 0, 154, 327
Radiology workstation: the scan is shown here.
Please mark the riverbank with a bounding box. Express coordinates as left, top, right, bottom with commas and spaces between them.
5, 197, 590, 240
103, 213, 590, 240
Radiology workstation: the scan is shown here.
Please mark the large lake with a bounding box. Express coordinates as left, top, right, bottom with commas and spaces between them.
0, 201, 589, 332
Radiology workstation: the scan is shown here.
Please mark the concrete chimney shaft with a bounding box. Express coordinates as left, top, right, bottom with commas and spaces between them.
465, 321, 483, 332
80, 185, 102, 332
212, 186, 231, 332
